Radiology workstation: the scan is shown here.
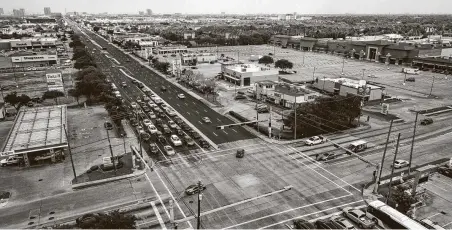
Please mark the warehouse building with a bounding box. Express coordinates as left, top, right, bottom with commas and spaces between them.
0, 105, 67, 167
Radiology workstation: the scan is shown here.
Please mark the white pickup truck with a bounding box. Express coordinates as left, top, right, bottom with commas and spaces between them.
305, 136, 326, 146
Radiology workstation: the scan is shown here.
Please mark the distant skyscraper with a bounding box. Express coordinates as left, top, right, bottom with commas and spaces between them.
221, 12, 225, 15
146, 9, 152, 16
139, 11, 144, 15
20, 8, 25, 16
44, 7, 52, 15
0, 8, 4, 15
13, 9, 24, 17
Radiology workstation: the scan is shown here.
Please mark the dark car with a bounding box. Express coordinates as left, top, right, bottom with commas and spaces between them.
149, 143, 159, 154
185, 184, 206, 195
158, 135, 166, 144
235, 95, 247, 100
315, 220, 338, 230
294, 219, 316, 229
420, 118, 433, 125
137, 82, 144, 88
161, 86, 167, 91
236, 149, 245, 158
155, 118, 164, 126
142, 106, 151, 113
181, 124, 191, 131
130, 118, 138, 126
199, 139, 210, 148
406, 77, 415, 82
438, 166, 452, 178
174, 117, 184, 125
317, 153, 336, 161
191, 131, 201, 139
132, 79, 138, 84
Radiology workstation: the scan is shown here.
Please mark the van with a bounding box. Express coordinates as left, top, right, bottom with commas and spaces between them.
402, 68, 420, 75
347, 140, 367, 153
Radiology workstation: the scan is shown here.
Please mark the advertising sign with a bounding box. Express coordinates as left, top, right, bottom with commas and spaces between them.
381, 103, 389, 115
10, 40, 32, 47
12, 55, 57, 63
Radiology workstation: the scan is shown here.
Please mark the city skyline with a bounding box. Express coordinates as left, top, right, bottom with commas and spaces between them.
0, 0, 451, 15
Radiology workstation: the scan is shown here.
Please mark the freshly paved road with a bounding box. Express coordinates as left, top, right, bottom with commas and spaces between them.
71, 22, 254, 145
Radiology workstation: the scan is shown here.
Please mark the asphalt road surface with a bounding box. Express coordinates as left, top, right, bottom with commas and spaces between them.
72, 23, 254, 145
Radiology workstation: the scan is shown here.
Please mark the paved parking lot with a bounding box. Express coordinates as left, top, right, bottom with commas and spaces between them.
418, 174, 452, 228
152, 140, 365, 229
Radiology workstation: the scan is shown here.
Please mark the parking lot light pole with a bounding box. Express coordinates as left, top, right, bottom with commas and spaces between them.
312, 67, 316, 81
341, 58, 345, 74
63, 124, 77, 182
408, 112, 419, 176
362, 69, 366, 80
429, 76, 435, 96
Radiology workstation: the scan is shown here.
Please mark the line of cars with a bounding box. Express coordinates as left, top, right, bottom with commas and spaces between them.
126, 82, 211, 157
294, 206, 377, 229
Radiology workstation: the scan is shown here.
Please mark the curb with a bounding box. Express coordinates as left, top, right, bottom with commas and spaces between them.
71, 169, 146, 190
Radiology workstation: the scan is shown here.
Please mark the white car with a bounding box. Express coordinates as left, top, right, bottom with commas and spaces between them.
305, 136, 326, 146
147, 124, 158, 134
164, 145, 176, 155
170, 135, 182, 146
136, 125, 145, 134
142, 119, 152, 127
154, 98, 163, 104
177, 94, 185, 99
131, 102, 138, 109
1, 156, 20, 166
202, 117, 211, 123
161, 104, 168, 109
167, 120, 177, 129
393, 159, 409, 169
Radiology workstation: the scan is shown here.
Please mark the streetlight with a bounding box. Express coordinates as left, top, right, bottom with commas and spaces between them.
429, 76, 435, 97
341, 58, 345, 75
362, 69, 365, 80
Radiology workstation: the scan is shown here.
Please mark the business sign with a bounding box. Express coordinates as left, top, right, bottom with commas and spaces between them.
10, 40, 32, 47
381, 103, 389, 115
46, 72, 64, 91
12, 55, 58, 63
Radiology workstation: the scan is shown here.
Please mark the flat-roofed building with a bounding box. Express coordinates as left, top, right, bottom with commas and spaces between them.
153, 46, 188, 55
221, 63, 279, 86
180, 53, 216, 65
256, 81, 318, 108
0, 105, 68, 167
312, 78, 384, 102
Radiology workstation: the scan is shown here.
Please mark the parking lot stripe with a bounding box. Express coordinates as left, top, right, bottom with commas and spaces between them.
150, 201, 167, 230
222, 130, 228, 135
222, 194, 353, 229
231, 128, 238, 133
212, 132, 218, 137
195, 110, 199, 114
258, 200, 365, 229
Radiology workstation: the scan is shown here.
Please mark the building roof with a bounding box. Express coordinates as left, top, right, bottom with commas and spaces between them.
256, 80, 276, 86
1, 105, 67, 154
413, 56, 452, 65
275, 84, 314, 96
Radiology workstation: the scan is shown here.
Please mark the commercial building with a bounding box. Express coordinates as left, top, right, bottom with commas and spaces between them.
0, 105, 68, 167
10, 51, 58, 67
412, 56, 452, 72
255, 81, 318, 108
46, 69, 64, 92
0, 8, 4, 15
180, 53, 216, 65
221, 63, 279, 86
44, 7, 52, 15
183, 32, 196, 40
146, 9, 153, 16
153, 46, 188, 55
0, 38, 58, 51
311, 78, 384, 102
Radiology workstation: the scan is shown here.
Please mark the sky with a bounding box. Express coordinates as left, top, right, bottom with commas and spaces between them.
2, 0, 451, 15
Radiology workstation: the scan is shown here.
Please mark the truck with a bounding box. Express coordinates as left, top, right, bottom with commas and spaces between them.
346, 140, 368, 153
402, 68, 420, 75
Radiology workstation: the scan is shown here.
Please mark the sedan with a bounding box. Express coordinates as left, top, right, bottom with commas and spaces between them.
177, 93, 186, 99
149, 143, 158, 154
393, 159, 409, 169
342, 207, 375, 229
185, 184, 206, 195
202, 117, 211, 123
131, 102, 138, 109
170, 135, 182, 147
148, 112, 157, 119
164, 145, 175, 156
168, 121, 177, 129
184, 135, 195, 146
142, 119, 152, 127
147, 125, 158, 134
331, 215, 355, 229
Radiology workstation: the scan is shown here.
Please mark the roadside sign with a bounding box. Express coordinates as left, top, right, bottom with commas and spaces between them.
381, 103, 389, 115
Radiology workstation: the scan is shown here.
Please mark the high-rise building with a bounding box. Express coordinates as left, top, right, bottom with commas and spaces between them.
44, 7, 52, 15
0, 8, 4, 15
13, 9, 24, 17
146, 9, 152, 16
139, 11, 144, 15
20, 8, 25, 16
221, 12, 225, 15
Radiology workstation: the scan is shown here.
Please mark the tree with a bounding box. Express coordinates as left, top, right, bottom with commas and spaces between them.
4, 92, 32, 110
275, 59, 294, 70
93, 26, 100, 32
42, 90, 65, 104
68, 88, 82, 105
74, 55, 96, 70
258, 55, 274, 65
392, 186, 417, 214
75, 66, 110, 102
154, 61, 170, 74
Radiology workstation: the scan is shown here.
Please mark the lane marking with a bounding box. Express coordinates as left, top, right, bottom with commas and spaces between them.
151, 201, 167, 230
204, 110, 207, 112
222, 130, 228, 135
231, 128, 238, 133
212, 132, 218, 136
177, 104, 180, 107
187, 112, 191, 115
198, 121, 203, 125
217, 118, 222, 122
195, 111, 199, 114
185, 103, 188, 106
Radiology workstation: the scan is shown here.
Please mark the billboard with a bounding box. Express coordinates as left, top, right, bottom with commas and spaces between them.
46, 72, 64, 91
12, 55, 57, 63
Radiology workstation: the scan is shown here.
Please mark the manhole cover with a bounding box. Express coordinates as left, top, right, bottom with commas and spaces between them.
137, 178, 141, 182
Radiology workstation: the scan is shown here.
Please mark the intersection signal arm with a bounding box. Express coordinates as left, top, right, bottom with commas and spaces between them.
216, 119, 268, 130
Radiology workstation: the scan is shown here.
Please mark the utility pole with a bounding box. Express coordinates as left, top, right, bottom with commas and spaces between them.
322, 76, 326, 92
429, 76, 435, 96
408, 112, 418, 175
341, 58, 345, 74
63, 124, 77, 182
293, 97, 297, 140
105, 124, 117, 175
197, 180, 203, 229
403, 73, 407, 84
387, 133, 401, 204
362, 68, 365, 80
378, 120, 394, 181
312, 67, 316, 81
256, 101, 259, 133
123, 135, 127, 155
268, 106, 272, 139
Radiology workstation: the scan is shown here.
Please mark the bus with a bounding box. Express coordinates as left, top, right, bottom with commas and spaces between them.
367, 200, 427, 230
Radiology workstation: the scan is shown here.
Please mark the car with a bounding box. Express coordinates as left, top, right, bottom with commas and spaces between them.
137, 82, 144, 88
235, 95, 247, 100
392, 159, 409, 169
330, 215, 356, 229
199, 139, 210, 148
342, 207, 375, 229
131, 79, 138, 84
161, 104, 168, 109
406, 77, 415, 82
142, 106, 151, 113
177, 94, 186, 99
140, 132, 151, 141
147, 124, 158, 134
305, 136, 326, 146
438, 166, 452, 178
167, 109, 177, 117
315, 219, 339, 230
236, 149, 245, 158
104, 121, 113, 130
148, 103, 158, 110
158, 135, 167, 144
185, 184, 206, 195
142, 119, 152, 127
293, 219, 316, 229
149, 143, 159, 154
174, 117, 184, 125
121, 81, 127, 87
148, 112, 157, 119
130, 118, 138, 127
162, 125, 172, 135
421, 118, 433, 125
317, 152, 336, 161
154, 98, 163, 104
1, 156, 21, 166
184, 135, 195, 146
131, 102, 138, 109
257, 107, 269, 113
155, 118, 164, 126
161, 86, 167, 91
191, 131, 201, 139
168, 120, 177, 129
164, 145, 175, 156
202, 117, 211, 123
136, 125, 145, 134
181, 124, 191, 131
143, 96, 150, 102
27, 101, 34, 107
170, 135, 182, 146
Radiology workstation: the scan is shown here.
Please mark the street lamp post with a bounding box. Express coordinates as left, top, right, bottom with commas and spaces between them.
362, 69, 365, 80
341, 58, 345, 75
312, 67, 316, 81
429, 76, 435, 96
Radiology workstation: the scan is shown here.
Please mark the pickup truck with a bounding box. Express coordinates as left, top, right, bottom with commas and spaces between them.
305, 136, 326, 146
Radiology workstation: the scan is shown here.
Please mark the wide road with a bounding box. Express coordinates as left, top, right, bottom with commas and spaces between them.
71, 22, 254, 145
